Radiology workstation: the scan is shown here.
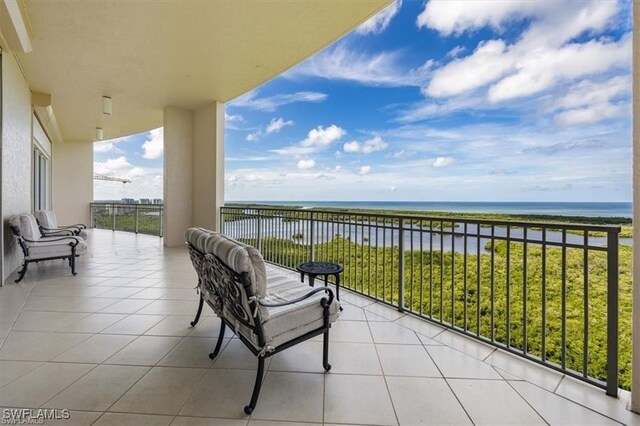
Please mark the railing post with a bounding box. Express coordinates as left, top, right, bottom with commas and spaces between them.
90, 204, 94, 228
606, 229, 619, 397
135, 205, 139, 234
159, 206, 164, 238
112, 203, 116, 231
309, 212, 315, 262
398, 217, 405, 312
256, 210, 262, 252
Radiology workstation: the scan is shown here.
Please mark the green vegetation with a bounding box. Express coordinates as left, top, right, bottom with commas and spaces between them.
92, 211, 162, 236
240, 235, 632, 390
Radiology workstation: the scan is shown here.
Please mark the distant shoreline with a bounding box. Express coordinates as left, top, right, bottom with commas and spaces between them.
228, 201, 632, 219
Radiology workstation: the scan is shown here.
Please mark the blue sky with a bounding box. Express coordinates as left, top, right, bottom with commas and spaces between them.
95, 0, 632, 202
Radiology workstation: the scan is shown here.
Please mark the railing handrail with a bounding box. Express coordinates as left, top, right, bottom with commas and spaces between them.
220, 204, 622, 396
89, 202, 163, 237
220, 205, 621, 233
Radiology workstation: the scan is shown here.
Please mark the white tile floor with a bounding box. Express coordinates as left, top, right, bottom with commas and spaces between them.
0, 229, 638, 425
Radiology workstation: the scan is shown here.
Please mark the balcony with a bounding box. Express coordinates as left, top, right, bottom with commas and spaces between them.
0, 228, 637, 425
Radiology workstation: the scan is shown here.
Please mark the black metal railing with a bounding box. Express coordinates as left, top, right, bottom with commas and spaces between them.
90, 202, 163, 237
220, 205, 621, 396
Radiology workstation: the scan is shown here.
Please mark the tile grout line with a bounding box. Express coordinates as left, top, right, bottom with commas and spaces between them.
363, 312, 400, 426
419, 336, 476, 426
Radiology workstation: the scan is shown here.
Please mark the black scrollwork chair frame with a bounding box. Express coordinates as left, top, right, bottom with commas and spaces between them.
187, 243, 334, 415
9, 225, 82, 283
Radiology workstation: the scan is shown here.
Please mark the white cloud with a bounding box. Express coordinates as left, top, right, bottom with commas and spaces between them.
300, 125, 346, 148
230, 89, 327, 112
297, 159, 316, 170
358, 165, 372, 176
417, 0, 548, 35
343, 141, 361, 153
355, 0, 402, 35
554, 76, 630, 110
289, 43, 427, 87
94, 156, 148, 180
487, 37, 631, 103
552, 76, 631, 126
554, 102, 629, 127
225, 113, 244, 130
94, 141, 122, 154
420, 1, 628, 103
446, 45, 466, 58
266, 117, 294, 134
142, 128, 163, 160
246, 130, 262, 142
343, 136, 389, 154
433, 157, 455, 167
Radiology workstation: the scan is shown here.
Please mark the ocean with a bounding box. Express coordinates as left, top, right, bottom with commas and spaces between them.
230, 201, 632, 218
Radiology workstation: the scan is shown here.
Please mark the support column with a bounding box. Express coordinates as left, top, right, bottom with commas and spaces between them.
163, 107, 194, 247
193, 102, 224, 231
631, 2, 639, 414
52, 140, 93, 227
163, 102, 224, 247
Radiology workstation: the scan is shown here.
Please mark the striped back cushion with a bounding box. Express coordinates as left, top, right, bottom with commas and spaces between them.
47, 211, 58, 228
11, 214, 41, 241
185, 228, 267, 297
34, 210, 58, 228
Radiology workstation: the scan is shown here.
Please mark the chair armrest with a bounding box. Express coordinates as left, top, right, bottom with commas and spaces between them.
259, 286, 334, 308
41, 228, 75, 237
23, 236, 82, 246
61, 223, 86, 230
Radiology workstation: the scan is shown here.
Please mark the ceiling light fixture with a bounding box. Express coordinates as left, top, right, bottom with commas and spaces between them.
96, 127, 104, 141
102, 96, 112, 115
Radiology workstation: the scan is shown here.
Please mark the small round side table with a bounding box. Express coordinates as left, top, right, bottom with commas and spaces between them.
296, 261, 343, 303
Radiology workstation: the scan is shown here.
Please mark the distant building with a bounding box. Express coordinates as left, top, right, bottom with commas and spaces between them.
121, 198, 136, 204
153, 198, 163, 205
139, 198, 152, 204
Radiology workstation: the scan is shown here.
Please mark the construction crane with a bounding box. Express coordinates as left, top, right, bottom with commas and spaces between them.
93, 174, 132, 184
94, 173, 132, 198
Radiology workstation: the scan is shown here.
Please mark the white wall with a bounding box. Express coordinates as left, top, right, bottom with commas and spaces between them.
1, 51, 32, 282
52, 140, 93, 227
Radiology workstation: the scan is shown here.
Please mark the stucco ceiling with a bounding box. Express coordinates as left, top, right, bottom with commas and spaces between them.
16, 0, 391, 142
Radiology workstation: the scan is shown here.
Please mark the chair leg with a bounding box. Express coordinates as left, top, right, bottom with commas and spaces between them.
14, 261, 29, 283
323, 329, 332, 371
209, 321, 226, 359
244, 357, 265, 415
190, 296, 204, 327
70, 255, 77, 276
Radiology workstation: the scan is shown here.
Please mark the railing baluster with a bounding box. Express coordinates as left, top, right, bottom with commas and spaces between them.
523, 226, 528, 354
490, 224, 495, 341
583, 231, 589, 378
420, 221, 424, 316
440, 220, 444, 323
606, 230, 619, 397
429, 219, 434, 319
506, 225, 511, 347
464, 223, 468, 331
398, 217, 405, 312
561, 229, 567, 369
410, 221, 415, 312
451, 221, 455, 326
309, 212, 315, 262
542, 228, 547, 362
476, 222, 481, 336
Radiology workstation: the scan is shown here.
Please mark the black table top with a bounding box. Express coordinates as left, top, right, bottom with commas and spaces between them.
296, 261, 343, 275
